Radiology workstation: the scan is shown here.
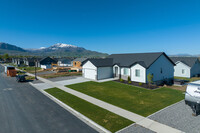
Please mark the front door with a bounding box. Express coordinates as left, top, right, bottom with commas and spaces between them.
115, 67, 118, 77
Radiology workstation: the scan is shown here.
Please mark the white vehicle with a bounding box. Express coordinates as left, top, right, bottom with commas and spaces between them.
185, 80, 200, 116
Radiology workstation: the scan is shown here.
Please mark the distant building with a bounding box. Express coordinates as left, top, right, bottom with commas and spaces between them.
170, 57, 200, 78
58, 58, 73, 67
73, 58, 87, 68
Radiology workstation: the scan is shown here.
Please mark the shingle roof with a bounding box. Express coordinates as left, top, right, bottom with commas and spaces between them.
73, 58, 87, 62
58, 58, 72, 64
83, 52, 174, 68
86, 58, 113, 67
109, 52, 174, 68
170, 57, 198, 67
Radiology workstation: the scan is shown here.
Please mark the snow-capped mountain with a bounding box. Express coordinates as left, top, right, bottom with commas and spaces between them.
31, 43, 79, 51
0, 42, 108, 57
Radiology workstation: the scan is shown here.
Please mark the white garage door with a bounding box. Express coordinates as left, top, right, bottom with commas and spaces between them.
84, 69, 96, 80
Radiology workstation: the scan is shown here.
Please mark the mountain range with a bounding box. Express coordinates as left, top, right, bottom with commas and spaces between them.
0, 42, 108, 57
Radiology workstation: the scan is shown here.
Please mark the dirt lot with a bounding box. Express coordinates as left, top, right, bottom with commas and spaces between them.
167, 85, 187, 92
39, 72, 82, 79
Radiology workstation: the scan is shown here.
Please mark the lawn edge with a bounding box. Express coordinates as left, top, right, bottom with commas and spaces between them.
29, 82, 111, 133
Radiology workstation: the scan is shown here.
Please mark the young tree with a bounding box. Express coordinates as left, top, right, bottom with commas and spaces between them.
147, 73, 153, 86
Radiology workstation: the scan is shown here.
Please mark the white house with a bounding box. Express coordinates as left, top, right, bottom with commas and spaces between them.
57, 58, 72, 67
82, 58, 113, 80
82, 52, 175, 84
39, 57, 57, 69
170, 57, 200, 78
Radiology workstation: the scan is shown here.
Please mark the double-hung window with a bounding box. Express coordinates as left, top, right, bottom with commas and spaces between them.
124, 68, 129, 75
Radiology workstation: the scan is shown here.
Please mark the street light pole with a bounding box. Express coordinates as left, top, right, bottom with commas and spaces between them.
35, 59, 38, 80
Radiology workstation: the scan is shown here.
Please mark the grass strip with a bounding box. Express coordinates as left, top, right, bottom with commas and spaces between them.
45, 87, 133, 132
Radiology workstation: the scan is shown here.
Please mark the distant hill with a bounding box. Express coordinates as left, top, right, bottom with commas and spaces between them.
0, 42, 26, 52
0, 42, 108, 57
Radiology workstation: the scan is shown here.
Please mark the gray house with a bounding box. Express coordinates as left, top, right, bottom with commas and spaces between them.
170, 57, 200, 78
83, 52, 175, 84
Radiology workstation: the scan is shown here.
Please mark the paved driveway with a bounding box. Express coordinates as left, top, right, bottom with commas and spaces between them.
32, 76, 90, 90
0, 64, 97, 133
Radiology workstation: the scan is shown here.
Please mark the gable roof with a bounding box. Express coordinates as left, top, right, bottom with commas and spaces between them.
109, 52, 174, 68
40, 57, 57, 64
86, 58, 113, 67
73, 58, 87, 62
58, 58, 72, 64
170, 57, 199, 67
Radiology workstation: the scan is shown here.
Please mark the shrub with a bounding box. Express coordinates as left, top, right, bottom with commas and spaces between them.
128, 76, 131, 82
120, 78, 123, 82
128, 81, 132, 84
147, 73, 153, 85
139, 82, 143, 86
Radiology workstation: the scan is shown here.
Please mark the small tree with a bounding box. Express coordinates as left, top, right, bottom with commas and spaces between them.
3, 53, 9, 60
147, 73, 153, 86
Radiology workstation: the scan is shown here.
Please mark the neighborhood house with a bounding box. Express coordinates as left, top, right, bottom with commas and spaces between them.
82, 52, 175, 85
39, 57, 57, 69
170, 57, 200, 78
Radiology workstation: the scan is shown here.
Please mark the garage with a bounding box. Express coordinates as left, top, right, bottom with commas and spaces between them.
82, 58, 114, 80
84, 69, 96, 80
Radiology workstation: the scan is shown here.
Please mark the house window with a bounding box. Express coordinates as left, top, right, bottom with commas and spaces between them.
123, 68, 129, 75
182, 69, 185, 74
135, 69, 140, 77
160, 68, 162, 74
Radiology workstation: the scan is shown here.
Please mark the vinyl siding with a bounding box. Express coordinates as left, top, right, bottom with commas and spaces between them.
97, 67, 113, 80
191, 60, 200, 77
174, 62, 191, 78
147, 54, 174, 82
131, 64, 146, 83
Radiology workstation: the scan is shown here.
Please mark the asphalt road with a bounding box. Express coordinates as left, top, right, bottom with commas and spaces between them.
0, 64, 97, 133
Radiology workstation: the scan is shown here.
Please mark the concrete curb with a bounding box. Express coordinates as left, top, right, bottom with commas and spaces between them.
29, 82, 111, 133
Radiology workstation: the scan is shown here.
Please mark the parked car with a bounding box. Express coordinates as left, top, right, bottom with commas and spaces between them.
16, 75, 27, 82
185, 81, 200, 116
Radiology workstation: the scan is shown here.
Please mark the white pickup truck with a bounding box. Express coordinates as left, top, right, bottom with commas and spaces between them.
185, 80, 200, 116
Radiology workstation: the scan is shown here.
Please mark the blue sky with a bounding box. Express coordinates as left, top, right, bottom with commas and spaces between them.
0, 0, 200, 55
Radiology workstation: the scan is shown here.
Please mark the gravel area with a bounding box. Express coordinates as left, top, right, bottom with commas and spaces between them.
118, 124, 155, 133
148, 100, 200, 133
119, 100, 200, 133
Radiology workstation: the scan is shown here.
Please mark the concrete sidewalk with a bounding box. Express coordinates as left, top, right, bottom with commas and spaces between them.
27, 72, 183, 133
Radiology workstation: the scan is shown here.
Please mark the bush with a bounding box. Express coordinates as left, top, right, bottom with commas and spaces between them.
120, 78, 123, 82
139, 82, 143, 86
128, 76, 131, 82
128, 81, 132, 84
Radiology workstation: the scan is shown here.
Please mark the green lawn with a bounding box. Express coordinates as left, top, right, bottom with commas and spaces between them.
66, 81, 184, 117
45, 88, 133, 132
174, 76, 200, 82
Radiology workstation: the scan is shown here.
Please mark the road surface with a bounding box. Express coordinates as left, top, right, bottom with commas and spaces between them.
0, 64, 97, 133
